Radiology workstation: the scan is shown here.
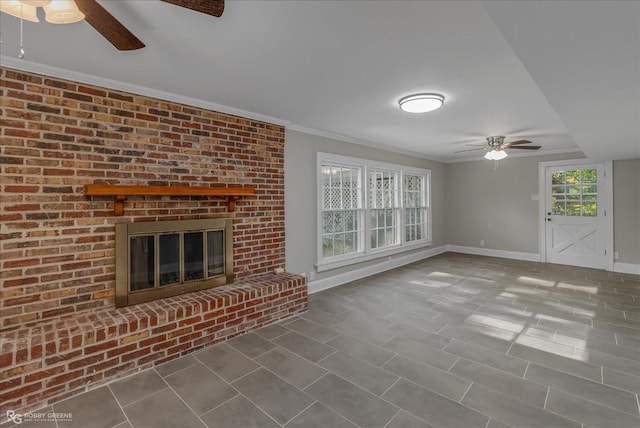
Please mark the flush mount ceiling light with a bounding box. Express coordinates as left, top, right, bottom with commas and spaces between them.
398, 93, 445, 113
484, 149, 508, 160
0, 0, 85, 24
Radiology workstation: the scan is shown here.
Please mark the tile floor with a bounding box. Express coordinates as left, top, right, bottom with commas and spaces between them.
7, 253, 640, 428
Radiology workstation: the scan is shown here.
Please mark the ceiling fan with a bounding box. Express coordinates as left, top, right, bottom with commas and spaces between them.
455, 135, 541, 160
0, 0, 224, 51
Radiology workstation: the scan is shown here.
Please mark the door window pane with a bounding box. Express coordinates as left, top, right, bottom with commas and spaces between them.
551, 168, 598, 217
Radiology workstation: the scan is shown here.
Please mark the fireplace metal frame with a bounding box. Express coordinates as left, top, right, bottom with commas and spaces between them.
115, 218, 233, 307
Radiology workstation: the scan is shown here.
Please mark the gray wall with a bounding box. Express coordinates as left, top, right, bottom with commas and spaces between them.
285, 130, 446, 280
285, 129, 640, 280
445, 152, 584, 254
613, 159, 640, 264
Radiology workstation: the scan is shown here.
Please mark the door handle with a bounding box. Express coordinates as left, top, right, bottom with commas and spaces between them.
547, 218, 552, 222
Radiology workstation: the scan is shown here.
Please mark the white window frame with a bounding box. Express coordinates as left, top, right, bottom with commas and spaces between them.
317, 152, 431, 272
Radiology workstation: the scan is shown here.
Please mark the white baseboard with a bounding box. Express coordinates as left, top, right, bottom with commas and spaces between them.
613, 262, 640, 275
446, 245, 541, 262
307, 245, 447, 294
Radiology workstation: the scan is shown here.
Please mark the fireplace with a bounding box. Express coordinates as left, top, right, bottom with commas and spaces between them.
115, 219, 233, 307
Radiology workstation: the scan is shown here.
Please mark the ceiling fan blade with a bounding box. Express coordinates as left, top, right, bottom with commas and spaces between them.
161, 0, 225, 17
464, 143, 486, 147
454, 148, 486, 153
503, 139, 533, 147
507, 145, 542, 150
76, 0, 145, 51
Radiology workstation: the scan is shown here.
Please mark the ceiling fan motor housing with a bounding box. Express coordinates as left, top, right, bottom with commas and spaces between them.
487, 136, 505, 148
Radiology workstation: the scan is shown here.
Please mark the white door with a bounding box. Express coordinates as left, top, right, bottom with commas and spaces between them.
544, 163, 607, 269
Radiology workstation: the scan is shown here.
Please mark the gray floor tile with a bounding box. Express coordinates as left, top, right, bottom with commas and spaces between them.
325, 334, 396, 367
155, 354, 198, 378
53, 386, 126, 428
318, 351, 398, 395
227, 332, 277, 358
524, 363, 639, 415
383, 354, 471, 401
300, 308, 349, 327
304, 373, 398, 428
255, 347, 327, 389
383, 312, 447, 333
273, 331, 336, 363
546, 388, 640, 428
486, 418, 512, 428
583, 348, 640, 375
285, 402, 358, 428
461, 383, 579, 428
335, 316, 395, 345
123, 388, 205, 428
165, 363, 238, 415
110, 369, 168, 407
439, 324, 513, 353
195, 343, 259, 382
200, 395, 279, 428
602, 367, 640, 393
383, 378, 488, 428
232, 368, 314, 425
385, 322, 452, 349
254, 323, 291, 340
443, 339, 528, 377
508, 343, 602, 381
451, 358, 548, 407
386, 411, 435, 428
383, 336, 458, 371
285, 318, 341, 342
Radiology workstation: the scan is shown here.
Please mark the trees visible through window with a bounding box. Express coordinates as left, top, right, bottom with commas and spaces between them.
317, 153, 431, 270
551, 168, 597, 216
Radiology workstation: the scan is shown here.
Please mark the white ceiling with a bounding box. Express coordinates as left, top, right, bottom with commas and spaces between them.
1, 0, 638, 162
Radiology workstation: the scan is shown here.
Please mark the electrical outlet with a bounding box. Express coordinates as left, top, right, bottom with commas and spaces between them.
480, 240, 485, 247
614, 251, 619, 260
308, 271, 315, 281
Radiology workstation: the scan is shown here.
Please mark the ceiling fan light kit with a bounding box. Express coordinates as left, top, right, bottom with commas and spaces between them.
0, 0, 40, 22
43, 0, 84, 24
398, 93, 445, 113
484, 149, 508, 160
0, 0, 84, 23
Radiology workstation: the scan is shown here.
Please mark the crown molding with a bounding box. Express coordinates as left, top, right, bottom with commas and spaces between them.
287, 124, 446, 163
0, 56, 291, 127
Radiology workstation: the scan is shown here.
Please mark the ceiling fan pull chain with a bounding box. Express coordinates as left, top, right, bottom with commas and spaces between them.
18, 5, 25, 59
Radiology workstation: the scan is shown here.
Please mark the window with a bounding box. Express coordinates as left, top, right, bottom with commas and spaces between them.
404, 174, 427, 242
369, 169, 399, 249
551, 168, 597, 217
320, 163, 364, 259
317, 153, 431, 271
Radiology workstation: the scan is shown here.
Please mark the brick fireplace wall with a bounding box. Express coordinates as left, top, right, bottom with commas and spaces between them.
0, 67, 307, 414
0, 67, 286, 330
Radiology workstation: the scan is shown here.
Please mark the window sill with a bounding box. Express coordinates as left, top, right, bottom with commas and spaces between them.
316, 240, 432, 272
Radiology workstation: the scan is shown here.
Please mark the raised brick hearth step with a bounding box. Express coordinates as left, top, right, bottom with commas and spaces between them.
0, 273, 307, 415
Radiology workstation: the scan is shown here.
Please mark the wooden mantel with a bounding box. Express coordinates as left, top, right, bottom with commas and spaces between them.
84, 184, 255, 216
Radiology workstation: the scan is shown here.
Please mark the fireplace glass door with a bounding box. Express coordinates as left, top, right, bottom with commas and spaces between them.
116, 219, 233, 307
